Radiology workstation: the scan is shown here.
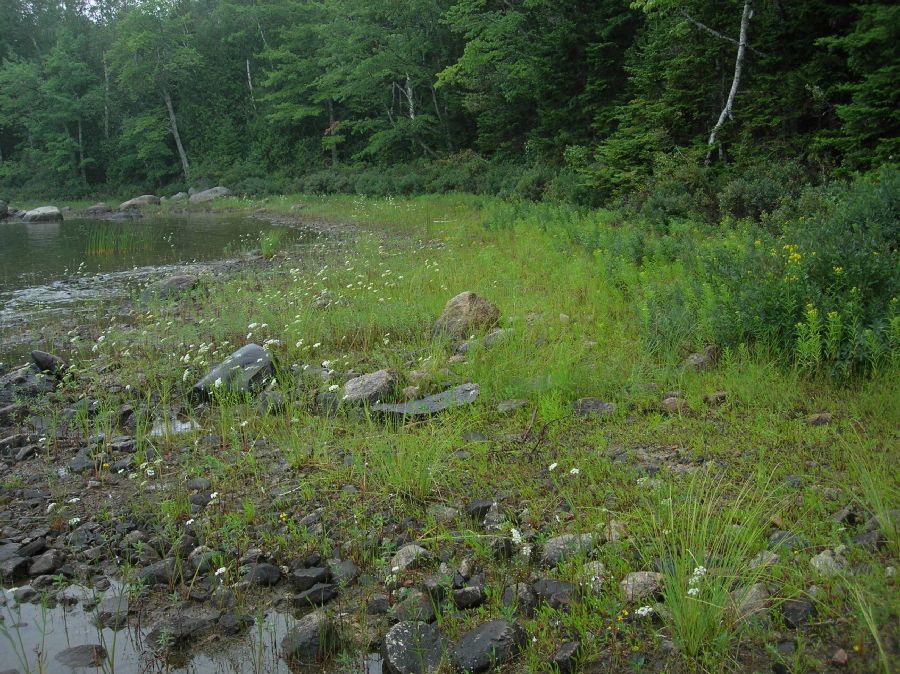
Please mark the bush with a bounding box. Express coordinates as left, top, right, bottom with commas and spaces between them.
717, 160, 809, 222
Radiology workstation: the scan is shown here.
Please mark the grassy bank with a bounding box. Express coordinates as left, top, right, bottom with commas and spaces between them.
2, 192, 898, 673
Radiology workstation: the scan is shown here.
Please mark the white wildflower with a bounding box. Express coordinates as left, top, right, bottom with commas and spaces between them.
687, 587, 700, 597
548, 462, 558, 472
636, 605, 654, 617
214, 377, 223, 388
570, 468, 580, 476
68, 517, 81, 526
215, 567, 227, 577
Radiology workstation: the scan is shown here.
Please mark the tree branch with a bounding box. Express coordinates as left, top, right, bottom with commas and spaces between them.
680, 9, 767, 58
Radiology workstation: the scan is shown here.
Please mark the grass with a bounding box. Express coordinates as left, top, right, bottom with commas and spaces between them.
3, 192, 898, 673
84, 222, 152, 256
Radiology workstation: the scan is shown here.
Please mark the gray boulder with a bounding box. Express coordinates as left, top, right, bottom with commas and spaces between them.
119, 195, 160, 210
384, 621, 445, 674
84, 203, 111, 216
193, 344, 274, 401
23, 206, 63, 222
189, 186, 232, 204
432, 292, 500, 340
343, 369, 397, 405
541, 533, 595, 568
171, 192, 188, 201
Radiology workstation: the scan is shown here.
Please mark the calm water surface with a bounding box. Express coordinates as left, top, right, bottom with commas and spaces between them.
0, 213, 308, 335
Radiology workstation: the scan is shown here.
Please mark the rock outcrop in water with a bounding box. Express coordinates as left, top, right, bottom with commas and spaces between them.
23, 206, 63, 222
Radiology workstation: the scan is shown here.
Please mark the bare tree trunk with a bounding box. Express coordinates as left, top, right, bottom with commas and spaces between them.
77, 119, 85, 182
327, 99, 338, 166
404, 74, 415, 119
102, 53, 110, 139
163, 87, 190, 182
706, 0, 753, 163
246, 59, 256, 109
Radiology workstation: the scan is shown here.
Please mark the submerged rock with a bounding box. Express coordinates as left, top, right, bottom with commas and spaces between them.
372, 383, 480, 417
55, 644, 107, 667
281, 610, 337, 666
193, 344, 274, 401
431, 291, 500, 340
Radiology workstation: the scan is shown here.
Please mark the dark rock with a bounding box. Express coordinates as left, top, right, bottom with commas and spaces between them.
328, 558, 358, 586
383, 621, 445, 674
465, 499, 495, 522
552, 641, 581, 673
147, 615, 214, 649
453, 586, 486, 610
68, 449, 95, 474
257, 390, 285, 415
572, 398, 616, 417
30, 351, 66, 376
391, 589, 436, 623
768, 531, 810, 551
293, 583, 338, 607
84, 202, 111, 215
449, 619, 525, 673
54, 644, 107, 667
851, 530, 886, 551
289, 567, 330, 592
243, 562, 281, 586
28, 549, 64, 576
390, 544, 432, 572
136, 558, 176, 585
782, 599, 816, 628
0, 556, 29, 581
281, 610, 337, 666
683, 345, 720, 371
187, 477, 212, 491
541, 533, 595, 568
219, 612, 253, 636
501, 583, 537, 617
372, 383, 480, 417
368, 594, 390, 615
193, 344, 274, 401
532, 578, 576, 605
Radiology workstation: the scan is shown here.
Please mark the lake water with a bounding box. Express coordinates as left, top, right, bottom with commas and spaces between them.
0, 213, 309, 356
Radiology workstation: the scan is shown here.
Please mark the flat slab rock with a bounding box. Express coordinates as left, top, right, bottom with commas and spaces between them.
373, 383, 480, 417
450, 619, 525, 673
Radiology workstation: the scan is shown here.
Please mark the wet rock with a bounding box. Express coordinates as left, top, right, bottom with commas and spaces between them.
289, 566, 330, 591
30, 350, 66, 376
390, 544, 432, 573
119, 195, 160, 209
806, 412, 832, 426
552, 641, 581, 673
683, 345, 720, 371
572, 398, 615, 417
23, 206, 63, 222
28, 549, 64, 576
620, 572, 663, 602
293, 583, 338, 607
136, 558, 176, 585
281, 610, 337, 666
147, 615, 214, 649
143, 275, 198, 300
372, 383, 480, 417
431, 292, 500, 340
193, 344, 274, 401
96, 594, 129, 628
242, 562, 281, 586
541, 533, 595, 568
782, 598, 815, 628
730, 583, 769, 624
189, 186, 232, 204
219, 612, 253, 636
0, 556, 29, 581
450, 619, 525, 673
54, 644, 107, 667
502, 583, 537, 617
343, 369, 397, 404
383, 621, 445, 674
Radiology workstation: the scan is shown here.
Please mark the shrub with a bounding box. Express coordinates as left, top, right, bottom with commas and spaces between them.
717, 160, 809, 222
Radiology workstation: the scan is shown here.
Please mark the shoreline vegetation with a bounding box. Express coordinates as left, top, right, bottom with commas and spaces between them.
1, 190, 897, 673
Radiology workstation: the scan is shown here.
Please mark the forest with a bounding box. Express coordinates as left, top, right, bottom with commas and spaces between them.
0, 0, 897, 207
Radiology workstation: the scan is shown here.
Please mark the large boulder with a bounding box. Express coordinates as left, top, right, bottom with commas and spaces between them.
119, 195, 160, 210
170, 192, 188, 201
450, 620, 525, 673
192, 344, 274, 401
431, 292, 500, 340
383, 621, 445, 674
23, 206, 63, 222
189, 186, 232, 204
281, 610, 337, 666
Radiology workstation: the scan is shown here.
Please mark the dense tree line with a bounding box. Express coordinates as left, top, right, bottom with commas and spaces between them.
0, 0, 896, 202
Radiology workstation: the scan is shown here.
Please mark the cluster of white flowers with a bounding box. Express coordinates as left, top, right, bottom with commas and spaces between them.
636, 605, 654, 617
687, 565, 706, 598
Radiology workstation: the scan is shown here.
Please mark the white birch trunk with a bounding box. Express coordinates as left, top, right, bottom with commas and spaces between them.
163, 87, 190, 182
